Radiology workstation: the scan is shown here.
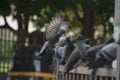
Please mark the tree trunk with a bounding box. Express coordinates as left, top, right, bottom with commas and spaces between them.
15, 14, 29, 49
82, 4, 95, 40
74, 0, 95, 41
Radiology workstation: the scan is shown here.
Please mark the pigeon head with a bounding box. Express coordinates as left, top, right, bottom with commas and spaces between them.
76, 35, 85, 41
58, 36, 67, 46
84, 38, 92, 45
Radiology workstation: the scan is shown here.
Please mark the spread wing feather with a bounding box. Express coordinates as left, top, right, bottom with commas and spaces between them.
45, 16, 69, 40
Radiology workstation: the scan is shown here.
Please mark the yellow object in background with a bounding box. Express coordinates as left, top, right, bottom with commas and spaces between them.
8, 72, 56, 80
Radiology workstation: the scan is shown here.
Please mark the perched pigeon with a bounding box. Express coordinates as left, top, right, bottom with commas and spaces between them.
60, 47, 80, 74
60, 37, 91, 75
49, 35, 84, 73
84, 37, 115, 68
89, 41, 120, 80
60, 35, 83, 65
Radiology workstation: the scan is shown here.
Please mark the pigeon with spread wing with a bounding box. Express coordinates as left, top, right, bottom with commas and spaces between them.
38, 16, 69, 56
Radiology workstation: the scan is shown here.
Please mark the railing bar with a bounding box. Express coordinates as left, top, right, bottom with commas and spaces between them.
71, 73, 73, 80
95, 76, 97, 80
100, 76, 103, 80
90, 77, 92, 80
64, 73, 65, 80
111, 77, 113, 80
67, 73, 69, 80
65, 73, 67, 80
72, 73, 73, 80
73, 73, 75, 80
77, 74, 79, 80
86, 75, 88, 80
69, 73, 71, 80
81, 74, 83, 80
84, 75, 86, 80
85, 75, 88, 80
112, 77, 115, 80
68, 73, 69, 80
105, 77, 108, 80
64, 73, 66, 80
62, 73, 64, 80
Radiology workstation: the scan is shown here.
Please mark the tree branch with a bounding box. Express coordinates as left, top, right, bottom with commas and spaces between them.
0, 15, 17, 34
74, 9, 84, 24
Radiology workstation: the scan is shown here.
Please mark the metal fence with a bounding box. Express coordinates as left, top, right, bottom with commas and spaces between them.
59, 66, 116, 80
0, 28, 16, 79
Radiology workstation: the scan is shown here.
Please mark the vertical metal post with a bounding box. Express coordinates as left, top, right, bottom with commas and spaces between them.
56, 59, 59, 80
114, 0, 120, 41
116, 47, 120, 80
114, 0, 120, 80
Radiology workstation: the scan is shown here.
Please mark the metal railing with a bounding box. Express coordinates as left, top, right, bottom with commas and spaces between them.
59, 66, 116, 80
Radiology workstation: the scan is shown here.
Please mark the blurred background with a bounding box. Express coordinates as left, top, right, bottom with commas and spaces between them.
0, 0, 115, 79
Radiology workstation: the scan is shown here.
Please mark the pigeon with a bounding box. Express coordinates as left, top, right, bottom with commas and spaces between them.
60, 35, 83, 65
38, 16, 69, 56
84, 37, 115, 68
89, 40, 120, 80
60, 37, 91, 75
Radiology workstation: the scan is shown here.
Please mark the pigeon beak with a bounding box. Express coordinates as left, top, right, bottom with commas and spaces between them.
38, 41, 49, 56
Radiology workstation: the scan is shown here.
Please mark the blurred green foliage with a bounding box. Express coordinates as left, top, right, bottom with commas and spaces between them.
0, 0, 115, 44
